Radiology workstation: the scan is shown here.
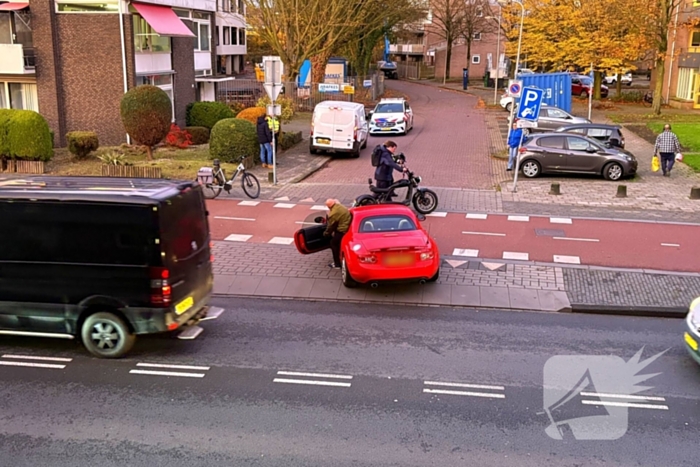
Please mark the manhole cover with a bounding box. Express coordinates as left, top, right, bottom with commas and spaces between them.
535, 229, 565, 237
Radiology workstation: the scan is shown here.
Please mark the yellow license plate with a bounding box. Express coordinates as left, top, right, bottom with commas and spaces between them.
685, 332, 698, 351
382, 128, 391, 131
385, 254, 415, 266
317, 138, 330, 144
175, 296, 194, 315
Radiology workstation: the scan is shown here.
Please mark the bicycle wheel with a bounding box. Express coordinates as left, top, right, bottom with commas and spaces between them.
241, 172, 261, 199
202, 174, 224, 199
642, 92, 653, 107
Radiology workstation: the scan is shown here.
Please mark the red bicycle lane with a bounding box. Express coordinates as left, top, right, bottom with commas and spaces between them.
206, 200, 700, 272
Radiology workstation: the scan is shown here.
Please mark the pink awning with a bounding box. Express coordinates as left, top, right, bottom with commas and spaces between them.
0, 3, 29, 10
132, 2, 195, 38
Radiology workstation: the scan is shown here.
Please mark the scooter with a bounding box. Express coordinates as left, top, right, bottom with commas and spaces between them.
352, 165, 439, 214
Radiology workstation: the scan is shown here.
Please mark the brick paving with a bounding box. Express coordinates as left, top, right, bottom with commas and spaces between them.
304, 80, 501, 190
564, 268, 700, 312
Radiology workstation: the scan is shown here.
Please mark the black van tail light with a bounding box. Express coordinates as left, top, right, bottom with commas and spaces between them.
150, 267, 171, 307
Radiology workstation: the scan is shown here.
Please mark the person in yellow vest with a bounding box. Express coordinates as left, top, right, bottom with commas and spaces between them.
267, 115, 280, 151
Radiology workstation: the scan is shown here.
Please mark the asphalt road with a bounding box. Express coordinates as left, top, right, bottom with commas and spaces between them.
207, 199, 700, 272
0, 297, 698, 466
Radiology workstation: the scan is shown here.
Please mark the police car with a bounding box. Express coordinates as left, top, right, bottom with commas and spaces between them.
368, 98, 414, 136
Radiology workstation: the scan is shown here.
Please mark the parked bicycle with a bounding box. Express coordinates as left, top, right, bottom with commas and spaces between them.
196, 157, 260, 199
643, 90, 654, 106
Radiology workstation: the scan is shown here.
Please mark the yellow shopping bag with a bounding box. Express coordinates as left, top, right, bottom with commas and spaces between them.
651, 155, 660, 172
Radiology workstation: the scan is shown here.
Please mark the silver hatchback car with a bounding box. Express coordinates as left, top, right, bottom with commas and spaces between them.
517, 133, 638, 181
509, 104, 591, 133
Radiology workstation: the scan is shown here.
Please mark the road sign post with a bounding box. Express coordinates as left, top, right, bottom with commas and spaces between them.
512, 86, 544, 193
505, 79, 523, 144
263, 56, 283, 185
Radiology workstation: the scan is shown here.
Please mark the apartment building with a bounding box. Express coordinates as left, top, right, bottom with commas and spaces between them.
663, 0, 700, 109
0, 0, 247, 147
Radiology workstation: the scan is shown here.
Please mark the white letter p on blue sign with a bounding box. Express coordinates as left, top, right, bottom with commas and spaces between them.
523, 89, 538, 107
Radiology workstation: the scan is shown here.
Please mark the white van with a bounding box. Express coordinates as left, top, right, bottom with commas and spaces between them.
310, 101, 369, 158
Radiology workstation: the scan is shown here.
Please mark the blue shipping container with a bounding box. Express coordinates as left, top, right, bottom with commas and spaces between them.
517, 72, 572, 113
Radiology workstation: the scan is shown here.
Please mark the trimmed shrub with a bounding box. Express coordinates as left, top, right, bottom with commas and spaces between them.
66, 131, 99, 159
236, 106, 267, 125
0, 109, 12, 157
209, 118, 258, 164
610, 90, 643, 103
279, 131, 302, 150
256, 95, 294, 123
229, 102, 246, 115
120, 85, 172, 160
6, 110, 53, 161
165, 124, 193, 149
184, 126, 210, 145
186, 101, 235, 129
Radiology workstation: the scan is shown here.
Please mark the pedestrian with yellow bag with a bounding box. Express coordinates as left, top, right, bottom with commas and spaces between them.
653, 124, 682, 177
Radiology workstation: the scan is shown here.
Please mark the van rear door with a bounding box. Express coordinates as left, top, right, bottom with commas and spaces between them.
332, 108, 355, 149
158, 185, 213, 315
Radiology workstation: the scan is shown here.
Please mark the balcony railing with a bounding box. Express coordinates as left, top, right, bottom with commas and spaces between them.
389, 44, 425, 54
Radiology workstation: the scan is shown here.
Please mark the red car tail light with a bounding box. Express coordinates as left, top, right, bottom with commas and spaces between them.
519, 147, 527, 153
149, 267, 171, 307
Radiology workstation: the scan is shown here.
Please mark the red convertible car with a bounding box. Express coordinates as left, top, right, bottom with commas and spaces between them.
294, 205, 440, 288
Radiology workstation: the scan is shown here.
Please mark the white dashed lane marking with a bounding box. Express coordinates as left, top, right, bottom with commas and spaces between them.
661, 243, 680, 247
553, 255, 581, 264
550, 217, 572, 224
0, 354, 71, 369
273, 370, 353, 388
423, 380, 506, 399
268, 237, 294, 245
273, 203, 296, 209
466, 213, 488, 220
2, 354, 72, 362
238, 200, 260, 206
553, 236, 599, 242
310, 205, 329, 211
453, 248, 479, 257
462, 231, 506, 237
426, 212, 447, 217
214, 216, 256, 221
507, 215, 530, 222
129, 362, 210, 378
503, 251, 529, 261
224, 234, 252, 242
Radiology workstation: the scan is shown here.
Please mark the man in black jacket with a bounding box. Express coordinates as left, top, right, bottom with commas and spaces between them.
256, 115, 273, 168
374, 141, 407, 195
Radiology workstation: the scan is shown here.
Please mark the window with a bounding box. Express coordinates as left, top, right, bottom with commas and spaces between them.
547, 108, 568, 118
192, 22, 210, 51
566, 136, 590, 151
239, 28, 245, 46
375, 103, 404, 113
56, 0, 119, 13
477, 8, 483, 17
215, 26, 219, 46
676, 67, 695, 100
360, 215, 416, 233
231, 27, 238, 45
587, 128, 611, 138
237, 0, 245, 15
0, 202, 155, 265
223, 26, 230, 45
0, 13, 11, 44
473, 33, 481, 41
472, 55, 480, 64
537, 136, 565, 149
0, 82, 37, 111
691, 29, 700, 52
132, 15, 171, 52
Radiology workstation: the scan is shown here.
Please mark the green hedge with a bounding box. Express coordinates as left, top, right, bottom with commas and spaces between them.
184, 126, 210, 145
279, 131, 302, 150
66, 131, 99, 158
209, 118, 258, 163
186, 101, 235, 129
0, 109, 53, 161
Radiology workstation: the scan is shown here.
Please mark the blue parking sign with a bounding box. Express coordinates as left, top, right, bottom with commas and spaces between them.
517, 87, 544, 121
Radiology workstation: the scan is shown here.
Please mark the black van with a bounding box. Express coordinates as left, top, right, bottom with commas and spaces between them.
0, 176, 217, 358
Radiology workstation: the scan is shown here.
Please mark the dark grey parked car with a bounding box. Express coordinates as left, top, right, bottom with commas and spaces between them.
517, 133, 638, 181
555, 123, 626, 149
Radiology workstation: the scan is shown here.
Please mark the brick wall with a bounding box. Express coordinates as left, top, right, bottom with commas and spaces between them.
31, 0, 64, 146
426, 27, 504, 80
55, 14, 136, 146
171, 25, 196, 128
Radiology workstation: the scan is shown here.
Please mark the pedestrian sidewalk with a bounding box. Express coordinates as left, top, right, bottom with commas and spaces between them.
211, 241, 699, 317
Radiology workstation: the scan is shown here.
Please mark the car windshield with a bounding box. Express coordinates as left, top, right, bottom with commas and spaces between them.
580, 77, 592, 85
360, 215, 416, 232
375, 103, 404, 113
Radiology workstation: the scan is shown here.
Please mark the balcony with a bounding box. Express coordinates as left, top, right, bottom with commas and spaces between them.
0, 44, 34, 74
389, 44, 425, 55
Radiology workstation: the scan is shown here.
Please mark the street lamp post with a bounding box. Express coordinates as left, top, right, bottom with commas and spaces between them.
503, 0, 525, 145
490, 7, 502, 105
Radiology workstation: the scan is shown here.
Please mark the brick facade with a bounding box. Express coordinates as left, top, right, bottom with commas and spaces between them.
55, 14, 136, 146
30, 3, 136, 147
426, 29, 503, 80
172, 22, 196, 128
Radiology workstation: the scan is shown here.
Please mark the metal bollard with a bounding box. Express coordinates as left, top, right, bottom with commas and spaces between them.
549, 183, 561, 195
616, 185, 627, 198
691, 187, 700, 200
268, 171, 274, 183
